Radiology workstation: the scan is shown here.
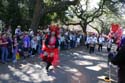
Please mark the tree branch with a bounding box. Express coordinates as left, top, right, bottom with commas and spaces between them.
87, 0, 105, 23
44, 0, 78, 14
85, 0, 89, 11
62, 20, 80, 26
88, 24, 100, 33
72, 5, 86, 21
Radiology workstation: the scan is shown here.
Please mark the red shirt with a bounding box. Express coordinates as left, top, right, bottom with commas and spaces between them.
0, 38, 2, 46
1, 38, 8, 47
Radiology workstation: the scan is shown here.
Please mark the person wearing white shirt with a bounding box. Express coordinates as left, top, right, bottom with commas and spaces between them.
76, 36, 80, 47
29, 29, 34, 37
89, 34, 97, 53
31, 36, 38, 56
98, 35, 105, 52
85, 35, 91, 49
60, 34, 65, 50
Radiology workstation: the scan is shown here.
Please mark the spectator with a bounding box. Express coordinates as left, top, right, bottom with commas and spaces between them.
15, 25, 22, 36
31, 36, 38, 56
12, 35, 18, 63
36, 32, 42, 55
7, 33, 13, 60
107, 38, 113, 52
76, 34, 81, 47
85, 34, 91, 49
98, 35, 105, 52
23, 32, 30, 58
1, 33, 9, 63
60, 34, 65, 50
18, 35, 24, 59
89, 34, 97, 53
15, 25, 22, 41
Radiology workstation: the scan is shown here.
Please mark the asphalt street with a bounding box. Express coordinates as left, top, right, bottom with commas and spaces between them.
0, 46, 117, 83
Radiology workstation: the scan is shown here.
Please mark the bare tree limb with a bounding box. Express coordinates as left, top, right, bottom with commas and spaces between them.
87, 0, 106, 23
88, 24, 100, 33
62, 20, 80, 25
85, 0, 89, 11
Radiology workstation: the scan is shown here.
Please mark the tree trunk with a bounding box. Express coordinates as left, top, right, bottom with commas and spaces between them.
100, 26, 105, 34
80, 22, 87, 35
30, 0, 78, 33
82, 26, 87, 35
30, 0, 42, 33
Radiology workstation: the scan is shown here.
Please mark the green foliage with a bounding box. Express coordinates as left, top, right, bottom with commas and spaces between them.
105, 0, 119, 16
0, 0, 4, 20
40, 12, 64, 26
40, 13, 57, 26
0, 0, 35, 32
0, 0, 76, 31
1, 0, 124, 33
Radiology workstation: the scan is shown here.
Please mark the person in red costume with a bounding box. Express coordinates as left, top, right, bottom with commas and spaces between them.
40, 25, 60, 72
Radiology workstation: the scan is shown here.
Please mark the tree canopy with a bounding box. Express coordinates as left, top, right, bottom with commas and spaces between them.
0, 0, 125, 34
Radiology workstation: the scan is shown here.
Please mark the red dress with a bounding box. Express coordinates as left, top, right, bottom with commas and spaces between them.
40, 36, 59, 67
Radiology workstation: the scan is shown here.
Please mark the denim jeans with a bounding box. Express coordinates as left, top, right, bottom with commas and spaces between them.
12, 48, 17, 62
70, 40, 73, 48
0, 47, 1, 59
37, 44, 42, 55
1, 47, 9, 62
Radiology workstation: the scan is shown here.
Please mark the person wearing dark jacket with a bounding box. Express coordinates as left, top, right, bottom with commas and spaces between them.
111, 45, 125, 83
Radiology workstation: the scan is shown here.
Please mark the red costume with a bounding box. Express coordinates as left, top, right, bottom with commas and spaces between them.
40, 25, 60, 67
108, 23, 123, 45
